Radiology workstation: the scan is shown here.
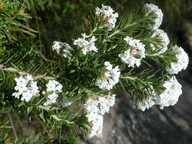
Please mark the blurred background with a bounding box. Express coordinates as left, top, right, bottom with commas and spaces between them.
1, 0, 192, 143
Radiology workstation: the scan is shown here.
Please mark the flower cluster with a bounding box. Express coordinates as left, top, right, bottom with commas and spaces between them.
136, 76, 182, 110
151, 29, 170, 54
143, 4, 189, 74
166, 45, 189, 74
84, 94, 116, 138
73, 33, 97, 55
52, 41, 73, 58
119, 36, 145, 67
12, 75, 39, 102
155, 76, 182, 109
144, 3, 163, 30
96, 5, 118, 30
44, 80, 63, 105
136, 96, 155, 111
95, 61, 120, 90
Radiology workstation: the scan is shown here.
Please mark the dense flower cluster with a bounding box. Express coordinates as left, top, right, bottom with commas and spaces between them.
155, 76, 182, 109
84, 94, 116, 137
73, 33, 97, 55
144, 3, 163, 30
152, 29, 170, 54
44, 80, 63, 105
136, 96, 155, 111
119, 36, 145, 67
52, 41, 73, 58
96, 5, 118, 30
12, 75, 39, 102
166, 46, 189, 74
95, 61, 120, 90
136, 76, 182, 110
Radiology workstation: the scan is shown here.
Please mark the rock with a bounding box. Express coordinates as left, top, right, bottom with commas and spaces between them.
85, 79, 192, 144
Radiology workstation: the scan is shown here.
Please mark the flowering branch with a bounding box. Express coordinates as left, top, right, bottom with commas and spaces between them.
1, 2, 190, 143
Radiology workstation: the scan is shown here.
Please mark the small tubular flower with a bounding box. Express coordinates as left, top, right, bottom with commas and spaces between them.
155, 76, 182, 109
119, 36, 145, 67
166, 45, 189, 74
84, 94, 116, 138
151, 29, 169, 54
136, 97, 155, 111
144, 3, 163, 30
44, 80, 63, 106
52, 41, 73, 58
73, 33, 97, 55
12, 75, 39, 102
95, 61, 120, 90
96, 5, 118, 30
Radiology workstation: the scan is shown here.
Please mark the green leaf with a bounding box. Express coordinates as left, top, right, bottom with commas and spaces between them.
39, 111, 46, 122
18, 101, 24, 107
27, 106, 33, 114
70, 70, 75, 74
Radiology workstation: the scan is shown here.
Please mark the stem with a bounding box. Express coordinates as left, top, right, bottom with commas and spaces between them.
89, 27, 98, 36
82, 67, 97, 72
33, 111, 49, 134
52, 115, 74, 124
7, 112, 18, 141
35, 97, 46, 106
34, 50, 57, 63
120, 76, 138, 80
121, 76, 153, 85
102, 22, 136, 43
146, 53, 164, 57
13, 110, 24, 134
108, 30, 121, 38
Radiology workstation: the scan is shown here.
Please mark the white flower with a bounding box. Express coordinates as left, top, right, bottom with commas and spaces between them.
14, 76, 28, 93
73, 33, 97, 55
166, 46, 189, 74
52, 41, 64, 54
96, 5, 118, 30
46, 80, 62, 92
98, 94, 116, 115
52, 41, 73, 58
136, 97, 155, 111
95, 62, 120, 90
12, 75, 39, 102
88, 115, 103, 138
44, 80, 63, 106
21, 91, 33, 102
84, 98, 100, 114
44, 93, 58, 106
119, 36, 145, 67
144, 3, 163, 30
155, 76, 182, 109
135, 86, 157, 111
152, 29, 169, 54
84, 94, 116, 138
62, 43, 73, 58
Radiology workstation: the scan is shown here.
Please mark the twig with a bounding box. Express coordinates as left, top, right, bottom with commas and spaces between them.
0, 64, 56, 80
7, 112, 18, 141
37, 51, 57, 63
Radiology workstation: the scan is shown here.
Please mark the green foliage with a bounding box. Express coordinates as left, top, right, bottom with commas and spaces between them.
0, 0, 191, 143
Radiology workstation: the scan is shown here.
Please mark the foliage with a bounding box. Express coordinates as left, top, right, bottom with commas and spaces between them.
0, 0, 191, 143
